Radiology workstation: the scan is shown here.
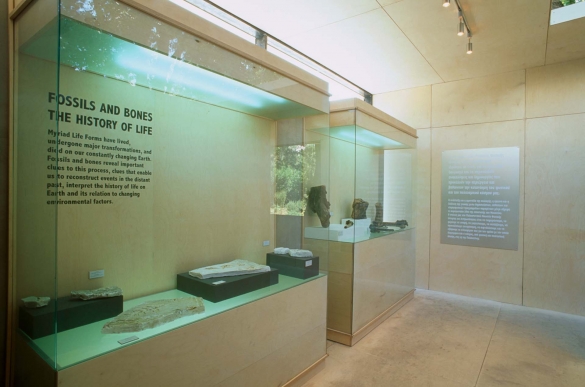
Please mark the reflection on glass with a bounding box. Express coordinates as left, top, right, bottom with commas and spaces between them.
14, 0, 328, 371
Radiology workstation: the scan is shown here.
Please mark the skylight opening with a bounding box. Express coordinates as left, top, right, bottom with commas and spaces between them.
550, 0, 585, 25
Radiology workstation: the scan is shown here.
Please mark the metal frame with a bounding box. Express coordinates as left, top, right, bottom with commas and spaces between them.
454, 0, 472, 37
186, 0, 373, 103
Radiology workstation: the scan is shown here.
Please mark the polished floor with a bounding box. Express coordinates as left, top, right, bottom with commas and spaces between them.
303, 290, 585, 387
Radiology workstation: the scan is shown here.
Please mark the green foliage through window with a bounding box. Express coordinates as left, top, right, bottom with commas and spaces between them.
553, 0, 584, 9
272, 144, 317, 216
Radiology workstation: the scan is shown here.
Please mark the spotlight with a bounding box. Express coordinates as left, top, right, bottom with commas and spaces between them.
443, 0, 450, 7
458, 20, 465, 36
467, 39, 473, 54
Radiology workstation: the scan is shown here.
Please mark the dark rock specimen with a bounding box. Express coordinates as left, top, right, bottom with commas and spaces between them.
384, 220, 409, 229
373, 202, 384, 226
308, 185, 331, 228
351, 199, 369, 219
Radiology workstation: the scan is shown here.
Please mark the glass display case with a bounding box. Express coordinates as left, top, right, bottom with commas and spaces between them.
11, 0, 329, 377
306, 98, 416, 346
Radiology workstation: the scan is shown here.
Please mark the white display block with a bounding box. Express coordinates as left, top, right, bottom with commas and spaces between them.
305, 219, 371, 242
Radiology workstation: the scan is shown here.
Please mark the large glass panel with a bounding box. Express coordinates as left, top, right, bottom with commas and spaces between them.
14, 0, 61, 369
14, 0, 328, 370
309, 101, 416, 338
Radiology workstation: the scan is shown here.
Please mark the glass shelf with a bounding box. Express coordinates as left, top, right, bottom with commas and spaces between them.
24, 274, 325, 370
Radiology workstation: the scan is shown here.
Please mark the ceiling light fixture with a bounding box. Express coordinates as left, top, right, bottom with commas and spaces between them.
446, 0, 474, 54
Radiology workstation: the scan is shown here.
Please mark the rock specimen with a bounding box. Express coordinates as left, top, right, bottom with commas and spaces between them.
369, 220, 409, 233
71, 286, 123, 301
373, 203, 384, 226
384, 220, 409, 229
101, 297, 205, 334
274, 247, 290, 255
308, 185, 331, 228
189, 259, 270, 279
351, 199, 369, 219
22, 296, 50, 308
344, 220, 354, 229
289, 249, 313, 258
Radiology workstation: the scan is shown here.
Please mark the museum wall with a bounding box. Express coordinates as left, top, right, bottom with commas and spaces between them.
375, 57, 585, 316
1, 0, 8, 382
16, 54, 277, 301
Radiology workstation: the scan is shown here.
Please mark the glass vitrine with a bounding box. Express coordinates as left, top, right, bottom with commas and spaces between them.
306, 98, 416, 345
12, 0, 329, 371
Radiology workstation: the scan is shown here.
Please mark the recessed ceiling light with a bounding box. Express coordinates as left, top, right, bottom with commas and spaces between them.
443, 0, 451, 7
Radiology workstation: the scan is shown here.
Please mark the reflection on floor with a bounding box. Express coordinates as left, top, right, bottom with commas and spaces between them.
303, 290, 585, 387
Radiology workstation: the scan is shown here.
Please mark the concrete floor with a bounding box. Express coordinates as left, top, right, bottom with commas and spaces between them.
303, 290, 585, 387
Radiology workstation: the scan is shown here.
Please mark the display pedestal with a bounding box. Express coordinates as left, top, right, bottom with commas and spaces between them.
15, 276, 328, 387
326, 230, 416, 347
19, 296, 123, 339
177, 269, 279, 302
327, 290, 414, 346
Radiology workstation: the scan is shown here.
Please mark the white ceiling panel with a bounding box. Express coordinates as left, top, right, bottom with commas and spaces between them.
384, 0, 551, 83
283, 9, 443, 93
377, 0, 405, 5
210, 0, 380, 39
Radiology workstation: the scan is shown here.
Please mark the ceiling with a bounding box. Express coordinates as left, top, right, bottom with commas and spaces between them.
207, 0, 585, 95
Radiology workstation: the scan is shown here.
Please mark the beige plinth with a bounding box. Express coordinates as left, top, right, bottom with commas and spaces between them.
326, 229, 416, 346
15, 276, 327, 387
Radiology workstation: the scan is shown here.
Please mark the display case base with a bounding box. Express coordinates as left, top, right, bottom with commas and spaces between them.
19, 296, 123, 340
15, 276, 328, 387
266, 253, 319, 279
282, 354, 328, 387
177, 268, 279, 302
327, 290, 414, 346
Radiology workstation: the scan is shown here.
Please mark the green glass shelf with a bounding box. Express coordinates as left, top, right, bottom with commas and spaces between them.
24, 273, 325, 370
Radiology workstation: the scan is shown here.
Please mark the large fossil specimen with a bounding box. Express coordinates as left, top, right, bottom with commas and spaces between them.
189, 259, 270, 279
101, 297, 205, 334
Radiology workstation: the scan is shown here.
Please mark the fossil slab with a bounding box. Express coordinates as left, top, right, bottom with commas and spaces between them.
189, 259, 270, 279
289, 249, 313, 258
71, 286, 123, 300
22, 296, 50, 308
102, 297, 205, 334
274, 247, 290, 255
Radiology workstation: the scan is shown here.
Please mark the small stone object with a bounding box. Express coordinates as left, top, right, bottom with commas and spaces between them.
351, 199, 369, 219
383, 220, 409, 229
274, 247, 290, 255
373, 203, 384, 226
344, 220, 354, 229
189, 259, 270, 279
101, 297, 205, 334
71, 286, 123, 301
289, 249, 313, 258
308, 185, 331, 228
22, 296, 50, 309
